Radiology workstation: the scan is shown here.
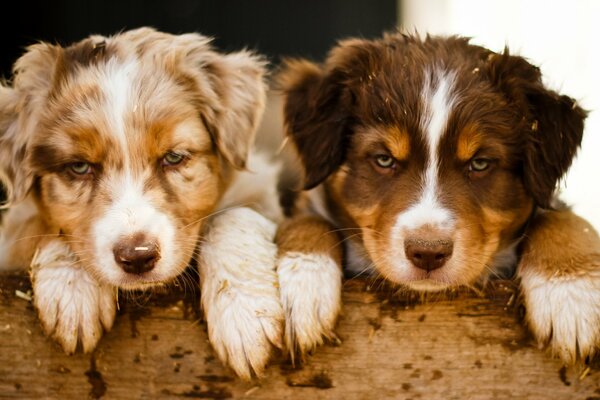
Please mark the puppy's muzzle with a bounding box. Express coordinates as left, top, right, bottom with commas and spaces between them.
404, 237, 453, 272
113, 233, 161, 274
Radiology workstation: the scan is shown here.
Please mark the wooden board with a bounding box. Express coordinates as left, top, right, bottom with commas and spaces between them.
0, 272, 599, 399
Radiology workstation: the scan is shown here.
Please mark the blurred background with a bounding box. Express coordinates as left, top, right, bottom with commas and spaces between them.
1, 0, 598, 229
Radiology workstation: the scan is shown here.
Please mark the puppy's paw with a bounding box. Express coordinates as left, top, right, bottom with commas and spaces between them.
205, 286, 284, 380
31, 241, 116, 354
277, 252, 342, 361
520, 267, 600, 363
200, 207, 284, 380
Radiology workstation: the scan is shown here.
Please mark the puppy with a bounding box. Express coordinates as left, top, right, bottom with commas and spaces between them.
276, 32, 600, 364
0, 27, 285, 379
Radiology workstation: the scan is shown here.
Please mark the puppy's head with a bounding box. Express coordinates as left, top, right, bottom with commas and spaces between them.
280, 33, 586, 291
0, 27, 266, 288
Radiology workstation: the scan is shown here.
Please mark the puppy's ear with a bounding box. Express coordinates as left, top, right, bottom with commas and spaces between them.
202, 51, 268, 169
131, 29, 267, 169
278, 59, 349, 190
0, 43, 61, 205
486, 50, 587, 208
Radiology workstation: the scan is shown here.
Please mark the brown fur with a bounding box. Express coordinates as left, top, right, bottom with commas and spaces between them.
520, 209, 600, 278
278, 31, 600, 365
276, 216, 343, 263
278, 32, 587, 288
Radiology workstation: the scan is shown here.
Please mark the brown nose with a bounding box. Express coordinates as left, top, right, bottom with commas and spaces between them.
113, 234, 160, 274
404, 238, 453, 272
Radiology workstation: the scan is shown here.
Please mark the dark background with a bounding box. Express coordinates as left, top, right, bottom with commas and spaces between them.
1, 0, 398, 77
0, 0, 397, 203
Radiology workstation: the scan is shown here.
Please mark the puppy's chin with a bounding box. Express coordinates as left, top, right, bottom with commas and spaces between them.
92, 259, 190, 290
404, 279, 450, 292
113, 274, 171, 291
374, 256, 486, 292
380, 267, 454, 292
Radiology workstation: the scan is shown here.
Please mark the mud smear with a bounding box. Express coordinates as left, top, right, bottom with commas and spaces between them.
197, 375, 234, 383
161, 386, 232, 398
0, 272, 31, 307
170, 346, 193, 359
286, 371, 333, 389
279, 359, 304, 376
368, 317, 382, 331
558, 366, 571, 386
85, 355, 107, 399
114, 266, 203, 338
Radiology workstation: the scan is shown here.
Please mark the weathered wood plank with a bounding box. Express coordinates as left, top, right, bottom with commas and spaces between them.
0, 273, 598, 399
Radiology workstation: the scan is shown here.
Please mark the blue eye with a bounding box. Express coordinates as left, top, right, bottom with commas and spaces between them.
469, 158, 491, 172
162, 152, 185, 166
375, 155, 395, 168
70, 162, 92, 175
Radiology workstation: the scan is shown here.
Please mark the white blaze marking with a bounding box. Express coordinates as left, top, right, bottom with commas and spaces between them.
99, 58, 138, 168
395, 69, 457, 231
93, 172, 175, 281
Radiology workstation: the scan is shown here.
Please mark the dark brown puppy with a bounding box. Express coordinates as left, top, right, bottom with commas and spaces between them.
276, 32, 600, 364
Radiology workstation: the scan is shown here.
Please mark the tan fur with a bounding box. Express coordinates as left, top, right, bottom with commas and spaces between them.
0, 28, 266, 278
456, 124, 483, 161
276, 216, 343, 262
0, 28, 272, 372
521, 209, 600, 277
275, 215, 343, 359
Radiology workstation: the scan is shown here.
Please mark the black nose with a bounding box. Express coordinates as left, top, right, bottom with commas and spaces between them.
404, 238, 453, 272
113, 234, 160, 274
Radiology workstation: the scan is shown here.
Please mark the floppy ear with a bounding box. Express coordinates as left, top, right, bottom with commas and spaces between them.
201, 50, 268, 169
279, 38, 382, 190
0, 43, 61, 205
278, 58, 351, 190
126, 28, 267, 169
486, 50, 587, 208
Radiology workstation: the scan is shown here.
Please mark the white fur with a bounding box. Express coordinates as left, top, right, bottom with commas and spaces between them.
277, 252, 342, 358
0, 29, 276, 379
306, 185, 335, 225
395, 69, 456, 232
218, 151, 284, 223
389, 70, 457, 276
519, 267, 600, 362
31, 240, 116, 353
92, 172, 178, 287
198, 207, 283, 379
99, 58, 138, 167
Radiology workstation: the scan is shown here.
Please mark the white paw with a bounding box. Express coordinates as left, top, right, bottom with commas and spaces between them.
277, 252, 342, 360
200, 207, 284, 380
31, 241, 116, 354
520, 268, 600, 363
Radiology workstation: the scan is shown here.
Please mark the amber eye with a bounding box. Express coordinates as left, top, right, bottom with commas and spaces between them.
69, 162, 92, 175
469, 158, 491, 172
375, 154, 396, 169
162, 152, 185, 167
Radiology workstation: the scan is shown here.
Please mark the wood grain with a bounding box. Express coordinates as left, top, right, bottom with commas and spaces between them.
0, 273, 598, 399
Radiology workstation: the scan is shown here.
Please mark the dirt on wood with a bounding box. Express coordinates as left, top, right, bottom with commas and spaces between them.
0, 272, 599, 399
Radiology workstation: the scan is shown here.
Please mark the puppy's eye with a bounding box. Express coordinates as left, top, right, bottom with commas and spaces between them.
469, 158, 491, 172
69, 162, 92, 176
162, 152, 185, 167
374, 154, 396, 169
